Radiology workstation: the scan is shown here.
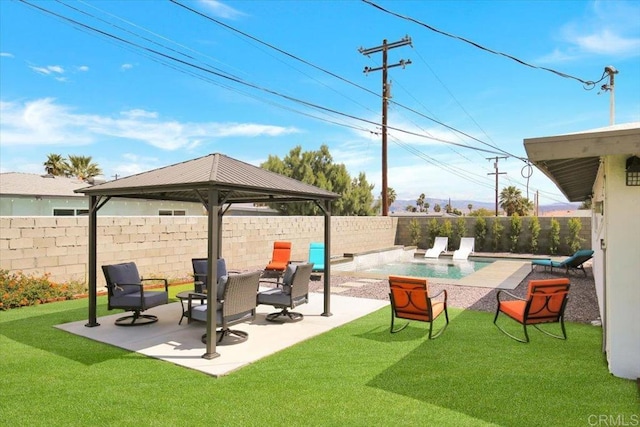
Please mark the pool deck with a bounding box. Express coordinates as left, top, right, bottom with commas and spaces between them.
332, 252, 540, 290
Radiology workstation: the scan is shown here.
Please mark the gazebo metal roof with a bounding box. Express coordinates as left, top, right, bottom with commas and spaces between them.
76, 153, 339, 203
77, 153, 340, 360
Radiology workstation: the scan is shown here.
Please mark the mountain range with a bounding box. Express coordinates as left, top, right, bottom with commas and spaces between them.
389, 198, 580, 215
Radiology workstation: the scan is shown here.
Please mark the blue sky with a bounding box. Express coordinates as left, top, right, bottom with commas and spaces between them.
1, 0, 639, 205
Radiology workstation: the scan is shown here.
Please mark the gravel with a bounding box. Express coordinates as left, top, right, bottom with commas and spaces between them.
305, 265, 600, 324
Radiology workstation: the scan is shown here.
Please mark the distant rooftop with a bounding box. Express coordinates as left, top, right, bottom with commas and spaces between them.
0, 172, 92, 198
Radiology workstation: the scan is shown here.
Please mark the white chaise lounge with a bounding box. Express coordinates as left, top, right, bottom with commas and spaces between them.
424, 237, 448, 258
453, 237, 475, 260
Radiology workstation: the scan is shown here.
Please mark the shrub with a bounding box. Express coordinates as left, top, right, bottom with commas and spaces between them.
509, 214, 522, 253
441, 220, 453, 250
528, 216, 541, 254
0, 270, 85, 310
454, 218, 467, 250
549, 218, 561, 255
491, 219, 504, 252
408, 218, 422, 247
474, 217, 487, 251
427, 218, 440, 248
566, 217, 584, 253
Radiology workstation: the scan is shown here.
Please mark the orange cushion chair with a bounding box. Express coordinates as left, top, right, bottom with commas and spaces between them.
493, 278, 571, 342
388, 275, 449, 339
264, 241, 292, 273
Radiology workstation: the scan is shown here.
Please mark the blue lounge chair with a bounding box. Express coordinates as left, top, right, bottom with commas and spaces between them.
531, 249, 594, 276
308, 242, 325, 272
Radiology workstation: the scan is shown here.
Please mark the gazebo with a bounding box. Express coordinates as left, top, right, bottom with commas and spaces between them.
76, 153, 340, 359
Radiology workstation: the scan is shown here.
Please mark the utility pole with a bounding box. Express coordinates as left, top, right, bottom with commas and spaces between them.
600, 65, 618, 125
359, 36, 412, 216
487, 156, 507, 216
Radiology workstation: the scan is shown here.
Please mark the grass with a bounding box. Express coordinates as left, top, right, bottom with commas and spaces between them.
1, 287, 637, 427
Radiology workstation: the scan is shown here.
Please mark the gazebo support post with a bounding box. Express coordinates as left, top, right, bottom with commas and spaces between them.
321, 200, 332, 317
203, 188, 220, 360
85, 195, 100, 327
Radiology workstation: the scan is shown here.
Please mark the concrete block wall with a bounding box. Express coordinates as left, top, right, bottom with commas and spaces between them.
0, 215, 398, 286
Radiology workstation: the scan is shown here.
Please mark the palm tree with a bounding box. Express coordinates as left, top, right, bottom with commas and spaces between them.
467, 203, 473, 215
66, 155, 102, 180
500, 186, 523, 216
43, 153, 68, 176
386, 187, 397, 210
416, 193, 426, 212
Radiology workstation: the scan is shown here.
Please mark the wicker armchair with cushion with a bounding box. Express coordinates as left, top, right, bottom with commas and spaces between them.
188, 270, 261, 345
257, 263, 313, 322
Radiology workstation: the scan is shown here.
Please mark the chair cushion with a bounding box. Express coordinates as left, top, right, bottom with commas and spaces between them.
257, 288, 289, 306
110, 290, 168, 310
281, 264, 297, 295
190, 301, 253, 324
217, 275, 228, 301
499, 300, 526, 322
105, 262, 141, 287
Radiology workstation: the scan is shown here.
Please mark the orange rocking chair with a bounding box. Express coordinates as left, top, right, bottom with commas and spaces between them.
493, 278, 571, 343
388, 275, 449, 339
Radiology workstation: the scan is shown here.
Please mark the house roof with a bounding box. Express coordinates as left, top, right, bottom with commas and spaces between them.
523, 122, 640, 202
0, 172, 90, 197
76, 153, 340, 204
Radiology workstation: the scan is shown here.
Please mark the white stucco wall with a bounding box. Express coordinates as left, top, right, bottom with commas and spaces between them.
603, 155, 640, 379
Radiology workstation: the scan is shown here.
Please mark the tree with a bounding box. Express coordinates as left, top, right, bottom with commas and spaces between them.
499, 186, 533, 216
433, 204, 441, 213
66, 155, 102, 180
469, 208, 494, 217
386, 187, 397, 211
467, 203, 473, 215
424, 202, 430, 213
43, 153, 68, 176
260, 145, 375, 216
416, 193, 426, 212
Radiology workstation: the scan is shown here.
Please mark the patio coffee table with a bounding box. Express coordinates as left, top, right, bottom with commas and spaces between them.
176, 291, 206, 325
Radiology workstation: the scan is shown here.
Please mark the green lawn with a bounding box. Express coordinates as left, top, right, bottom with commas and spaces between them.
1, 290, 637, 427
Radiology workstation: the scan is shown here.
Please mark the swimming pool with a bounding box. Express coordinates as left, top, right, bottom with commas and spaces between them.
359, 258, 495, 280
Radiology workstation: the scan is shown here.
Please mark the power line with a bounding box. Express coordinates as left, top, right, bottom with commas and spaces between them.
362, 0, 608, 89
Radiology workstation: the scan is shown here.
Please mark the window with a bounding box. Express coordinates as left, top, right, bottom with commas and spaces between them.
53, 209, 75, 216
158, 209, 186, 216
53, 208, 90, 216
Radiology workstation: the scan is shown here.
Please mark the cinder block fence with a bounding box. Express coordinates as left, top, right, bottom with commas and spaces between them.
0, 215, 590, 286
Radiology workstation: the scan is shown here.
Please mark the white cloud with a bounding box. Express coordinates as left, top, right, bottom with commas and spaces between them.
0, 98, 301, 150
77, 65, 89, 72
197, 0, 246, 19
0, 98, 93, 145
540, 1, 640, 62
121, 63, 133, 71
29, 65, 65, 75
122, 109, 158, 119
1, 52, 14, 58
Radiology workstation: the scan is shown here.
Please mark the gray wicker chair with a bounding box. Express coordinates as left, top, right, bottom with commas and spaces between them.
191, 258, 239, 293
257, 263, 313, 322
101, 262, 168, 326
188, 270, 261, 344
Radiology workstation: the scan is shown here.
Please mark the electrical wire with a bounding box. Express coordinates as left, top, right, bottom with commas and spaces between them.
362, 0, 609, 89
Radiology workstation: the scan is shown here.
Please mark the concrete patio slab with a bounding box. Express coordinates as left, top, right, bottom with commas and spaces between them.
55, 292, 388, 377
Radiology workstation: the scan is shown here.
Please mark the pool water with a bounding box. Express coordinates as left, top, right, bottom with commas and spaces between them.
360, 258, 494, 280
